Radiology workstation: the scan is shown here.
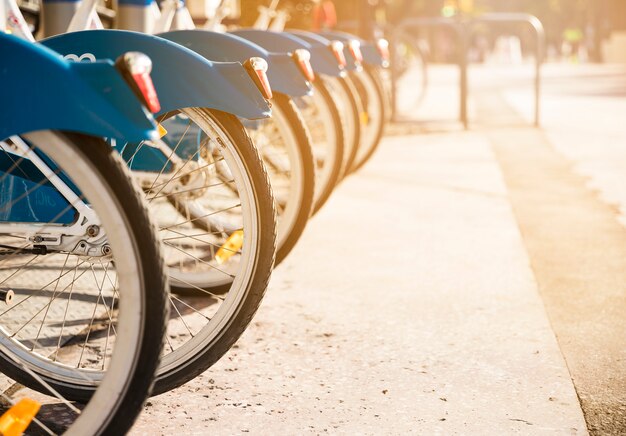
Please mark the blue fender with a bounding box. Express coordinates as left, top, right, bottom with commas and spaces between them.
40, 30, 271, 120
0, 33, 155, 142
319, 30, 385, 68
361, 41, 386, 67
158, 30, 312, 97
231, 29, 343, 77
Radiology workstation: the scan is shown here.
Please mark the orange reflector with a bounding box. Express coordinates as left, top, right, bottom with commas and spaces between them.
244, 57, 273, 100
157, 123, 168, 138
0, 398, 40, 436
348, 40, 363, 64
215, 230, 244, 265
377, 38, 390, 62
121, 52, 161, 113
293, 49, 315, 82
132, 71, 161, 113
330, 40, 346, 68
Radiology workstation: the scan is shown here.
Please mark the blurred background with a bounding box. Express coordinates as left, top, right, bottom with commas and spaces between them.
224, 0, 626, 64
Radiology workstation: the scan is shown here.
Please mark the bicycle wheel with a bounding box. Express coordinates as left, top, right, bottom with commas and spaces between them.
321, 76, 361, 179
0, 131, 168, 435
296, 80, 344, 215
118, 107, 276, 394
346, 66, 386, 173
245, 92, 315, 265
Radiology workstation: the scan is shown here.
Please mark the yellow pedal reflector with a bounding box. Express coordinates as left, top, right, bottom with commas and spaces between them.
0, 398, 41, 436
157, 123, 168, 138
215, 230, 244, 265
360, 111, 369, 125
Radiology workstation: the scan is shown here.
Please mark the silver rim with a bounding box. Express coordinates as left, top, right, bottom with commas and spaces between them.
298, 84, 340, 207
354, 70, 383, 166
324, 77, 357, 175
121, 108, 263, 373
0, 131, 145, 434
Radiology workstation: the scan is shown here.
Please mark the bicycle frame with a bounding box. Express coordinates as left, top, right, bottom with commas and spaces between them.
252, 0, 280, 30
1, 0, 34, 40
0, 137, 99, 247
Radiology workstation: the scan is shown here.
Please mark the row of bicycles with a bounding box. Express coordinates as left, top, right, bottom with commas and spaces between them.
0, 0, 392, 433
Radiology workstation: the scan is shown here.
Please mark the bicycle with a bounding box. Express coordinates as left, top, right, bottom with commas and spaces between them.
151, 3, 317, 264
0, 31, 169, 434
38, 25, 281, 396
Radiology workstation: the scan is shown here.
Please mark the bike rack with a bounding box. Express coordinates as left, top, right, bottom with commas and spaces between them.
390, 13, 545, 128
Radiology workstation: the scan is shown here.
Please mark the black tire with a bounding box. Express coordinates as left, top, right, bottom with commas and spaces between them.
148, 109, 277, 394
265, 93, 315, 265
306, 79, 345, 215
0, 132, 168, 435
333, 76, 362, 178
377, 67, 394, 123
347, 66, 386, 173
321, 77, 361, 181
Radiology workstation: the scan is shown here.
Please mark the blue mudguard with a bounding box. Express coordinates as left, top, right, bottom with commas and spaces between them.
40, 30, 271, 120
159, 30, 312, 97
0, 33, 157, 224
231, 29, 343, 77
319, 30, 385, 67
0, 33, 155, 142
361, 42, 386, 67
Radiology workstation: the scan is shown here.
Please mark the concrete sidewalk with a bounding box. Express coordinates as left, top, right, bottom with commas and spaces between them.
494, 64, 626, 433
132, 86, 589, 433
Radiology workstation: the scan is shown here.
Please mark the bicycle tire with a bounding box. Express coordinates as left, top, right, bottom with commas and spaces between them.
0, 131, 168, 435
321, 76, 361, 180
300, 79, 345, 215
252, 92, 315, 265
147, 110, 277, 394
347, 66, 386, 173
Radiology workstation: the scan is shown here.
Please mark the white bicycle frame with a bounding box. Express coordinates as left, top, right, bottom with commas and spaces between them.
267, 8, 287, 32
201, 0, 287, 32
0, 2, 115, 253
151, 0, 193, 33
252, 0, 278, 30
0, 136, 106, 253
203, 0, 228, 31
1, 0, 34, 40
67, 0, 103, 31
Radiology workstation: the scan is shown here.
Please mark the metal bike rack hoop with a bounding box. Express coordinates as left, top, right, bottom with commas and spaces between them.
390, 13, 545, 128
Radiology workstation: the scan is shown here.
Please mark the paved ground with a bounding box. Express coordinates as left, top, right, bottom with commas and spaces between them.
489, 64, 626, 434
129, 62, 626, 434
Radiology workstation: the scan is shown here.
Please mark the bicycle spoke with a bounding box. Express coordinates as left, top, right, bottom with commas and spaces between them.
163, 242, 235, 278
